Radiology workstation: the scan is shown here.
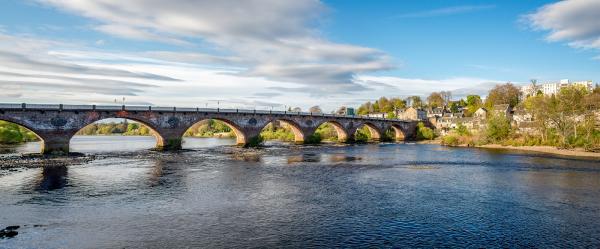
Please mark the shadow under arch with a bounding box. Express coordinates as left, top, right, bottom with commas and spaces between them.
72, 117, 164, 151
387, 124, 407, 142
314, 120, 350, 143
184, 118, 248, 146
0, 118, 44, 152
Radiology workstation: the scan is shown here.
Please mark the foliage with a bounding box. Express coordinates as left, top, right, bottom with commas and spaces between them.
354, 126, 371, 143
442, 134, 460, 146
315, 123, 338, 141
427, 92, 445, 108
0, 121, 39, 144
308, 105, 323, 113
416, 122, 434, 140
185, 119, 234, 138
484, 114, 512, 143
456, 123, 471, 136
357, 97, 407, 115
407, 96, 423, 108
485, 83, 520, 108
304, 133, 322, 144
245, 135, 264, 147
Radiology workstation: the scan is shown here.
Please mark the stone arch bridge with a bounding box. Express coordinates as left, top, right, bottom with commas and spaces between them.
0, 104, 420, 154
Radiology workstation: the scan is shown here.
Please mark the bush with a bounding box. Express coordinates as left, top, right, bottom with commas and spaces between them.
442, 134, 460, 146
485, 114, 511, 143
416, 122, 434, 140
305, 133, 322, 144
245, 135, 264, 147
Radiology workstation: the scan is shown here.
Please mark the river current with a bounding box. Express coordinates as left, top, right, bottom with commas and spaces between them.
0, 136, 599, 248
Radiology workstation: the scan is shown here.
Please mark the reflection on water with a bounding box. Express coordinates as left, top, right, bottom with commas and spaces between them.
0, 136, 237, 155
36, 166, 68, 191
0, 137, 599, 248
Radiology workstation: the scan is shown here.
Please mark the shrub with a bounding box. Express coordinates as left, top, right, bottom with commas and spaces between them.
442, 134, 460, 146
416, 122, 434, 140
485, 114, 511, 143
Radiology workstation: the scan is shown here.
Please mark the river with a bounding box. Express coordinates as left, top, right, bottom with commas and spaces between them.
0, 136, 599, 248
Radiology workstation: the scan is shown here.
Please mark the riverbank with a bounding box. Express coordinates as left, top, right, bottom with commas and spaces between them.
417, 139, 600, 158
476, 144, 600, 158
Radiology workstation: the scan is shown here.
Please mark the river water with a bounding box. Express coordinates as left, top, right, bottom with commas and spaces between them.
0, 136, 599, 248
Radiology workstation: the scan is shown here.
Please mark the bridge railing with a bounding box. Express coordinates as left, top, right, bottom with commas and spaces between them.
0, 103, 410, 122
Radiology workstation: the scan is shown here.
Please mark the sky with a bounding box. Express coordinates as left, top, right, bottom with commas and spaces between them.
0, 0, 599, 112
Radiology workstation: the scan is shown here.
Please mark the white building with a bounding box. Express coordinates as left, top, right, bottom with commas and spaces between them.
527, 79, 595, 96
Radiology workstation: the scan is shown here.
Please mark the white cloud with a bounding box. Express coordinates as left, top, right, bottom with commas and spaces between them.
527, 0, 600, 50
37, 0, 393, 93
391, 4, 495, 19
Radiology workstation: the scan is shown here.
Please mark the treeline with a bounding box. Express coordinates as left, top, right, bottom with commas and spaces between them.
77, 122, 152, 136
184, 120, 234, 138
355, 85, 517, 118
0, 121, 39, 144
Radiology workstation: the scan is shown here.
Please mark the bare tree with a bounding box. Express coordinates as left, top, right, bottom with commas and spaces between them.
308, 105, 323, 113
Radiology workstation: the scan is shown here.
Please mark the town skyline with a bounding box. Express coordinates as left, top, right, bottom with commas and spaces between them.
1, 0, 599, 112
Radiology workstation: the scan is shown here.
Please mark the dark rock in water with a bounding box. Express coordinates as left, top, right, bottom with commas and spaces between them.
5, 225, 19, 230
0, 229, 18, 238
4, 230, 18, 238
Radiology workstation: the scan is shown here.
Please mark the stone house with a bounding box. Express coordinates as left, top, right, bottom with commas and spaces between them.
492, 104, 512, 118
396, 107, 427, 121
473, 108, 488, 119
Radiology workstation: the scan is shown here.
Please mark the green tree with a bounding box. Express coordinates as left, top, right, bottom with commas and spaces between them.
0, 121, 24, 144
485, 114, 511, 143
416, 122, 434, 140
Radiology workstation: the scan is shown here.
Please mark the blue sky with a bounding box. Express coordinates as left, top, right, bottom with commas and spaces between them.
0, 0, 599, 111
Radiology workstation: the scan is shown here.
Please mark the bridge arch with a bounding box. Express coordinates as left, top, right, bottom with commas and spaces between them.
0, 118, 43, 152
387, 124, 407, 141
354, 122, 383, 142
262, 118, 307, 143
314, 120, 350, 143
183, 118, 248, 146
72, 117, 166, 152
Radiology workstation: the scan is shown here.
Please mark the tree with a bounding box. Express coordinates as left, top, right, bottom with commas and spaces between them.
0, 121, 24, 144
416, 122, 434, 140
291, 107, 302, 112
308, 105, 322, 113
485, 114, 511, 143
427, 92, 444, 108
440, 91, 452, 105
485, 83, 520, 108
407, 96, 423, 108
449, 102, 460, 113
127, 123, 139, 133
466, 95, 482, 107
336, 106, 347, 115
558, 85, 587, 139
391, 98, 406, 109
357, 101, 374, 115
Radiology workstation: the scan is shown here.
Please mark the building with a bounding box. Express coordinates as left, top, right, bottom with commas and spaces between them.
572, 80, 594, 91
396, 107, 427, 121
426, 107, 446, 119
473, 108, 487, 119
525, 79, 595, 96
365, 112, 387, 118
520, 84, 540, 98
492, 104, 512, 118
